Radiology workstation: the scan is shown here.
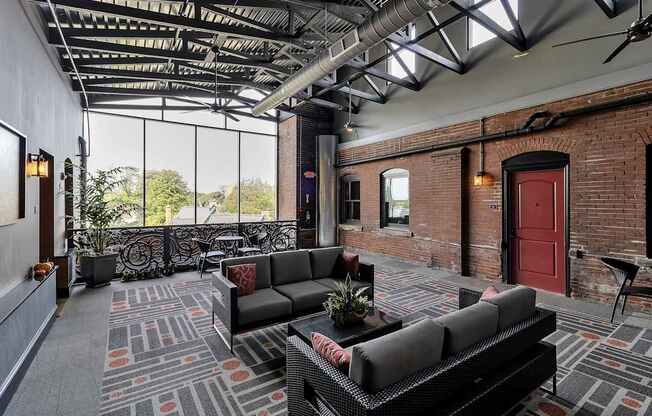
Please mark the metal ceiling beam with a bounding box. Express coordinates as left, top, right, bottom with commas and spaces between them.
35, 0, 305, 47
50, 37, 292, 75
426, 11, 461, 65
61, 56, 170, 66
593, 0, 618, 18
347, 60, 420, 91
70, 66, 273, 89
201, 4, 284, 34
387, 33, 464, 74
499, 0, 526, 46
449, 1, 527, 52
49, 28, 182, 39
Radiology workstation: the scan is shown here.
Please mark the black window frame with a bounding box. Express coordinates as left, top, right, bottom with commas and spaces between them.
341, 176, 361, 224
380, 168, 410, 228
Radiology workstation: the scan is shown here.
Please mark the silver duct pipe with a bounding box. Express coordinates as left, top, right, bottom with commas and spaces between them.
252, 0, 445, 116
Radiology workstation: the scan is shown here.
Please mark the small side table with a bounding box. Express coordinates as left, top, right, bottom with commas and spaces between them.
215, 235, 244, 257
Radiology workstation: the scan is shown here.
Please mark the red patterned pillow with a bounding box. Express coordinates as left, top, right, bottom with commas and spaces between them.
341, 252, 360, 278
311, 332, 351, 370
227, 264, 256, 297
480, 285, 500, 300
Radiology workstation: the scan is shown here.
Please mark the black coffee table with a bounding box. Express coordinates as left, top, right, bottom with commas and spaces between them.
287, 309, 402, 348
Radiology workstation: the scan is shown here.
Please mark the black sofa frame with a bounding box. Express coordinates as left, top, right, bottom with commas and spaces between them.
212, 261, 375, 352
287, 287, 557, 416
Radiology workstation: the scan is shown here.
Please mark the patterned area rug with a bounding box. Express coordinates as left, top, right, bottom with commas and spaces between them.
99, 269, 652, 416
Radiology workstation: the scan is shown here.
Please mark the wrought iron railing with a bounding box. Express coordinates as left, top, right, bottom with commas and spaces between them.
71, 220, 298, 278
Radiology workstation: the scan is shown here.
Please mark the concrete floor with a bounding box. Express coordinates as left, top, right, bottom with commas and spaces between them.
3, 253, 650, 416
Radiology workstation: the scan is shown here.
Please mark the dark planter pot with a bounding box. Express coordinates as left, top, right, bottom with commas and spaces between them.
80, 253, 118, 288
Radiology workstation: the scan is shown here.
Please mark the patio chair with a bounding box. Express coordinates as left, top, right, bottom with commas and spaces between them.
601, 257, 652, 323
237, 232, 268, 257
192, 238, 225, 279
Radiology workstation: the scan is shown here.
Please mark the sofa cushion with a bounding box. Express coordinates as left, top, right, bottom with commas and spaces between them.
310, 247, 344, 279
315, 278, 372, 298
221, 255, 271, 290
434, 301, 499, 356
274, 281, 332, 313
226, 263, 256, 296
237, 288, 292, 327
270, 250, 312, 285
482, 286, 536, 330
349, 319, 444, 394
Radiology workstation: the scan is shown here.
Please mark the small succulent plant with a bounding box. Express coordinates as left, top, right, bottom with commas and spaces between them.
323, 275, 369, 327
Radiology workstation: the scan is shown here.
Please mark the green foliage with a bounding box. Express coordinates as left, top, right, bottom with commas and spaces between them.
197, 191, 225, 209
144, 170, 192, 225
323, 275, 369, 323
223, 178, 275, 220
70, 166, 139, 255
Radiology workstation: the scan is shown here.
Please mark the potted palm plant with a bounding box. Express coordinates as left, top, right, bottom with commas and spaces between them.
70, 167, 138, 288
323, 275, 370, 328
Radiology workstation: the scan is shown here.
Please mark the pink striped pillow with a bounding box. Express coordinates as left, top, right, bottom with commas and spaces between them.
480, 285, 500, 300
311, 332, 351, 370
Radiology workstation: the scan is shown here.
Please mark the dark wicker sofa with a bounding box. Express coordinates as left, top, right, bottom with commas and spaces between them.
212, 247, 374, 351
287, 287, 557, 416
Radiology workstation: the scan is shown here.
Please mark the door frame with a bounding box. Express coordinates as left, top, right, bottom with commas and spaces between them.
501, 151, 570, 297
39, 149, 55, 261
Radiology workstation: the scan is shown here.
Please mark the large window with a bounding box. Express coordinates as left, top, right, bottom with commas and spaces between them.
342, 177, 361, 224
381, 169, 409, 227
86, 112, 277, 227
387, 24, 416, 80
240, 133, 277, 222
86, 112, 143, 227
197, 128, 238, 224
469, 0, 519, 48
145, 121, 195, 226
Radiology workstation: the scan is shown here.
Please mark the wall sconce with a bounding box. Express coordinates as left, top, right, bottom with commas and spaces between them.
26, 153, 48, 178
473, 142, 490, 187
473, 171, 488, 186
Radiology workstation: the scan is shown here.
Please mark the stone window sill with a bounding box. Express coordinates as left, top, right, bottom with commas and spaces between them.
339, 223, 363, 232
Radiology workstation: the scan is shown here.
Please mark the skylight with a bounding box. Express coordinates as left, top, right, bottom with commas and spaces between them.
388, 24, 416, 80
469, 0, 518, 48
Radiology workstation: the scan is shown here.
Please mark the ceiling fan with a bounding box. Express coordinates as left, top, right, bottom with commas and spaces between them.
552, 0, 651, 63
178, 48, 240, 122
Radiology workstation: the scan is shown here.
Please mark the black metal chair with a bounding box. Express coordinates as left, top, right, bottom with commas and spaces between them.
237, 232, 268, 257
192, 238, 225, 279
601, 257, 652, 323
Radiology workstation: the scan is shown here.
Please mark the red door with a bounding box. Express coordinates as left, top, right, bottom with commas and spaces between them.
510, 168, 566, 294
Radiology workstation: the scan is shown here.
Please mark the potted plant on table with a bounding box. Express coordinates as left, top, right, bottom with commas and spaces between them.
323, 275, 370, 328
69, 167, 138, 288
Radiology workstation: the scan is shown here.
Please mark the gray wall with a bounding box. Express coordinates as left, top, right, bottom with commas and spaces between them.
0, 0, 81, 297
336, 0, 652, 147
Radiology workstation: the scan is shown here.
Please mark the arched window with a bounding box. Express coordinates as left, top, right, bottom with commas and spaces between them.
381, 169, 409, 227
341, 175, 360, 224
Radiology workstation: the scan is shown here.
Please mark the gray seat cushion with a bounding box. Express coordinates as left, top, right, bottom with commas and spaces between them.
349, 319, 444, 394
221, 254, 271, 290
237, 288, 292, 327
315, 278, 372, 298
310, 247, 344, 279
482, 286, 536, 330
434, 301, 499, 356
270, 250, 312, 285
274, 281, 333, 313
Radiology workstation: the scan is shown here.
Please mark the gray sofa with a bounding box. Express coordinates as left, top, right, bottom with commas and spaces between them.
212, 247, 374, 351
287, 286, 557, 416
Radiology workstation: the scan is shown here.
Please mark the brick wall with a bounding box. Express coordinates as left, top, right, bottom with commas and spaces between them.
337, 80, 652, 309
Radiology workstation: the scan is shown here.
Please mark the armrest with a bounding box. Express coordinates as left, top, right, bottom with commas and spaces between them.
212, 271, 238, 333
286, 336, 372, 416
458, 287, 481, 309
358, 262, 374, 284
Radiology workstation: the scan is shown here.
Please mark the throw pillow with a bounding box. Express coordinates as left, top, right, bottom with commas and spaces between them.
311, 332, 351, 371
226, 264, 256, 297
341, 252, 360, 278
480, 285, 500, 300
